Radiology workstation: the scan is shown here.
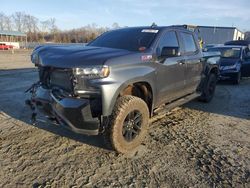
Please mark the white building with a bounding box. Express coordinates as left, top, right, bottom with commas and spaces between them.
0, 30, 27, 49
195, 26, 245, 45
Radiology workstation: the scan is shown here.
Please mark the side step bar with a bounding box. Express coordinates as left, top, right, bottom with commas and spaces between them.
153, 92, 200, 116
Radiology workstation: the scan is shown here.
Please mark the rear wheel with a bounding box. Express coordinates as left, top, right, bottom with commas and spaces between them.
199, 73, 217, 103
104, 95, 149, 154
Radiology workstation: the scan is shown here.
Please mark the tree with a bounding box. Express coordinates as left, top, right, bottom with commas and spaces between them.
47, 18, 59, 42
4, 16, 12, 30
0, 12, 6, 30
40, 20, 50, 33
0, 12, 12, 30
47, 18, 57, 33
0, 11, 119, 43
40, 20, 51, 42
24, 14, 39, 33
12, 12, 25, 32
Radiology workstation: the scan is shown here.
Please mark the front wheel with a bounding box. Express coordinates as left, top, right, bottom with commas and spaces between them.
104, 96, 149, 154
199, 73, 217, 103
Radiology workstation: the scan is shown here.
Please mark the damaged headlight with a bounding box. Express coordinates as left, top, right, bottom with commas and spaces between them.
73, 65, 110, 79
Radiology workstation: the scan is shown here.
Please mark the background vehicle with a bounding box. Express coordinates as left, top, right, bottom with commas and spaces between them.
27, 26, 220, 153
203, 44, 223, 52
208, 45, 250, 84
0, 43, 14, 50
225, 40, 250, 46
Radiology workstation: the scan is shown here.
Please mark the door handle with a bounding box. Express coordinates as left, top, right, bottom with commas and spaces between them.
178, 60, 186, 65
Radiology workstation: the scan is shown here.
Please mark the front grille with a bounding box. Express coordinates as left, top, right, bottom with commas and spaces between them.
38, 67, 73, 92
50, 69, 73, 92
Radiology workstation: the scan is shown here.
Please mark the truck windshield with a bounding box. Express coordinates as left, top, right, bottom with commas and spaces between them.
87, 28, 159, 52
208, 47, 241, 59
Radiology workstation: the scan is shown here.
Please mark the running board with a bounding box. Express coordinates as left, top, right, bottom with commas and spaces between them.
153, 92, 200, 115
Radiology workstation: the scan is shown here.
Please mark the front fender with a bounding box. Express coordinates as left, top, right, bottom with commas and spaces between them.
196, 53, 220, 92
202, 53, 220, 76
91, 63, 156, 116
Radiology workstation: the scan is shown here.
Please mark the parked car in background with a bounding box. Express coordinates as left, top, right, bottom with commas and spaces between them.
203, 44, 223, 52
208, 45, 250, 84
225, 40, 250, 46
0, 43, 14, 50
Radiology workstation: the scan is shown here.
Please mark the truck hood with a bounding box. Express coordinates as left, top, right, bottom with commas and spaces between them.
32, 45, 132, 68
219, 58, 240, 66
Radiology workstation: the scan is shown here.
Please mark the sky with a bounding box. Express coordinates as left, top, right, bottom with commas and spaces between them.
1, 0, 250, 31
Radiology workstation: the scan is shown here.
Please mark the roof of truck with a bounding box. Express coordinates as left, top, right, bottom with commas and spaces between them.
115, 25, 192, 33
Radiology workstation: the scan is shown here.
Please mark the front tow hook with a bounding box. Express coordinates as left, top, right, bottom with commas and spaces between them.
25, 99, 37, 124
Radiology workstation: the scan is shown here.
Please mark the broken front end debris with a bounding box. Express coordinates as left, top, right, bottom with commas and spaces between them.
25, 67, 102, 135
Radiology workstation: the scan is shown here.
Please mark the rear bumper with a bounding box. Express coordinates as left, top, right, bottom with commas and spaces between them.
32, 87, 100, 135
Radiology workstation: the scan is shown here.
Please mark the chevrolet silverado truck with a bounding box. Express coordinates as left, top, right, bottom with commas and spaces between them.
27, 26, 220, 153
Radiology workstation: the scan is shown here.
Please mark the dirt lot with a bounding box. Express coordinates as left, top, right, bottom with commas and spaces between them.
0, 50, 249, 188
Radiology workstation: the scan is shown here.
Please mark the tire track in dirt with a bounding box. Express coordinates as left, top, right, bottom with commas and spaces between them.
149, 108, 250, 187
1, 103, 249, 187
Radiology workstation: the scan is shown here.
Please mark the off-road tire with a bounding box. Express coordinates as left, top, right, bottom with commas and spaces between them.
104, 95, 149, 154
199, 73, 217, 103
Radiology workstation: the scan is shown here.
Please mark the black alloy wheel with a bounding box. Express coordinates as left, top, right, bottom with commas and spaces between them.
122, 110, 142, 142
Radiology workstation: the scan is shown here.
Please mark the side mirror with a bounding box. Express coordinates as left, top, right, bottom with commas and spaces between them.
161, 47, 180, 58
244, 52, 250, 60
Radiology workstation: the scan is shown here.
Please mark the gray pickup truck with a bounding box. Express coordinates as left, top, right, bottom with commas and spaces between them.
27, 26, 220, 153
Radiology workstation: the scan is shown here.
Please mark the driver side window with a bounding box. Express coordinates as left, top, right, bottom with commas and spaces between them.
157, 31, 179, 55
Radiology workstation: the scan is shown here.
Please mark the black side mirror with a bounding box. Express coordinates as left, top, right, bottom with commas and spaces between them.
244, 52, 250, 60
161, 47, 180, 58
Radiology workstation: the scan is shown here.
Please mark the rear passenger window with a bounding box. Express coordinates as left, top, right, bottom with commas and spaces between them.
158, 31, 179, 52
180, 32, 197, 53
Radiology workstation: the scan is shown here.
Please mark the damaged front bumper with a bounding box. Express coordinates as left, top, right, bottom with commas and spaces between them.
27, 86, 100, 135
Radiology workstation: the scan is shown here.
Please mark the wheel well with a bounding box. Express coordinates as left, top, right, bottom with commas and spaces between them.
210, 67, 219, 76
119, 82, 153, 115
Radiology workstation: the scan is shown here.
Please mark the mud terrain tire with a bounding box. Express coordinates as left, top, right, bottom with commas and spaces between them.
104, 95, 149, 154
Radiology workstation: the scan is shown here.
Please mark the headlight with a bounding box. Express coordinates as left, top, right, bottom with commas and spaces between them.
73, 65, 110, 79
222, 64, 237, 70
31, 53, 40, 65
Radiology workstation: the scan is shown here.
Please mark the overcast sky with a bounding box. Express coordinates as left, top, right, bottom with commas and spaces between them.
1, 0, 250, 31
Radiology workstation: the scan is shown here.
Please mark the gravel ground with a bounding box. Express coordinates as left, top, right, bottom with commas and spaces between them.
0, 51, 249, 187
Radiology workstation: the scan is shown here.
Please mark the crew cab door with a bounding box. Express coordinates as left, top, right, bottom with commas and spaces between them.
155, 31, 187, 106
241, 49, 250, 77
178, 31, 203, 93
